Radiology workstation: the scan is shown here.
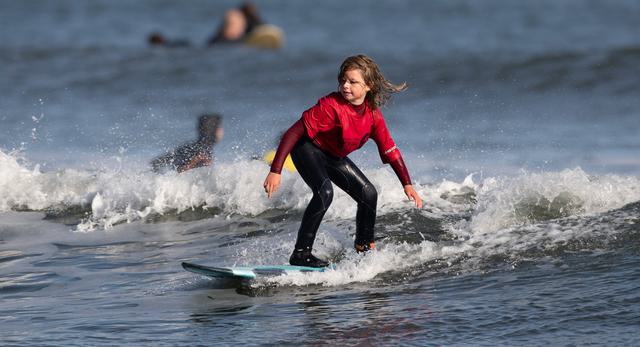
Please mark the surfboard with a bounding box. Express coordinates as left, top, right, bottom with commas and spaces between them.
244, 24, 284, 50
182, 261, 330, 280
263, 150, 296, 172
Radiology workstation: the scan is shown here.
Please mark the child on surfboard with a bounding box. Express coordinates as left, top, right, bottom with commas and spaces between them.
263, 54, 423, 268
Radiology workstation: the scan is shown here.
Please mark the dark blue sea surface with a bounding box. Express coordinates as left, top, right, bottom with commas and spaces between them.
1, 0, 640, 345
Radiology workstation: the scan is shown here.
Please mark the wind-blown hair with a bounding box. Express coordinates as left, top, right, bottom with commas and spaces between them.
338, 54, 407, 110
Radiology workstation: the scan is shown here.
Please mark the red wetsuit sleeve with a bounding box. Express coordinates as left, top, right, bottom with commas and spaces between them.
371, 112, 402, 164
270, 119, 305, 174
389, 156, 412, 186
370, 110, 411, 185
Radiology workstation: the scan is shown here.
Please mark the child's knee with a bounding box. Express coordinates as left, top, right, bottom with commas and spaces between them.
316, 180, 334, 209
361, 183, 377, 205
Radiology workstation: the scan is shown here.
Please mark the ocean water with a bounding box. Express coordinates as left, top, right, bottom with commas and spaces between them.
1, 0, 640, 345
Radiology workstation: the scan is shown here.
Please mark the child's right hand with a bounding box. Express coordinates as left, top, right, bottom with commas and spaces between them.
263, 172, 281, 199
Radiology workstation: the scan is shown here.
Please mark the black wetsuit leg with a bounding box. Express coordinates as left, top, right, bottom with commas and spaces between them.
290, 139, 334, 251
326, 156, 377, 247
290, 138, 377, 250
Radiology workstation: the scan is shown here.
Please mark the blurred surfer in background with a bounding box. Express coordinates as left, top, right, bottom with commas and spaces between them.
263, 55, 423, 268
207, 1, 283, 49
147, 2, 282, 49
151, 114, 223, 173
207, 2, 263, 44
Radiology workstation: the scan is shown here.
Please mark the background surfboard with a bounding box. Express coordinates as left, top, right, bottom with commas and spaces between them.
244, 24, 284, 49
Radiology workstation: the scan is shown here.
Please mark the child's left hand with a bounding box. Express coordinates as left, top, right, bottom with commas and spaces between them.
403, 185, 423, 209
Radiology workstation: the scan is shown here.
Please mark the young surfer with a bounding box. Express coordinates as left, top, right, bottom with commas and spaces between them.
263, 55, 423, 267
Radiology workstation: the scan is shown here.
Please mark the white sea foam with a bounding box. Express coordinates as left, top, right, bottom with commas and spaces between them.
467, 167, 640, 234
253, 238, 473, 287
5, 150, 636, 288
0, 150, 460, 231
0, 150, 97, 211
247, 168, 640, 287
2, 150, 640, 236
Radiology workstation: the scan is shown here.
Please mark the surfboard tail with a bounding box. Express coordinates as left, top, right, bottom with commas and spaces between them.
182, 262, 240, 278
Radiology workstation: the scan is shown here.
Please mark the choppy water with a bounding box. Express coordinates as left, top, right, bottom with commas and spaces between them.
2, 1, 640, 345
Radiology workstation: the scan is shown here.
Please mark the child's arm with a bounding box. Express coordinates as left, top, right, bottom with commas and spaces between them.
177, 153, 211, 172
372, 115, 423, 208
269, 120, 304, 174
389, 156, 423, 209
264, 120, 305, 198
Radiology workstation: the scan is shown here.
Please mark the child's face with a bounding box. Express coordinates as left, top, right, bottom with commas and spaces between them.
339, 69, 370, 106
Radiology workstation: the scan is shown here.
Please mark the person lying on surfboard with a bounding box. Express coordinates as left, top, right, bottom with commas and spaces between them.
263, 54, 423, 268
151, 114, 223, 173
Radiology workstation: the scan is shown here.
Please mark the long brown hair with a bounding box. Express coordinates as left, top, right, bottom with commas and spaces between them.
338, 54, 407, 110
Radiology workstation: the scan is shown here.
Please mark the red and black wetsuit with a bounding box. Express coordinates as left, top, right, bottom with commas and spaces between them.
270, 92, 412, 252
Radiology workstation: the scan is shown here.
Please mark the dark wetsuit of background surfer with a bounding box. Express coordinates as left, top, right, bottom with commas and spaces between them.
151, 114, 222, 173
